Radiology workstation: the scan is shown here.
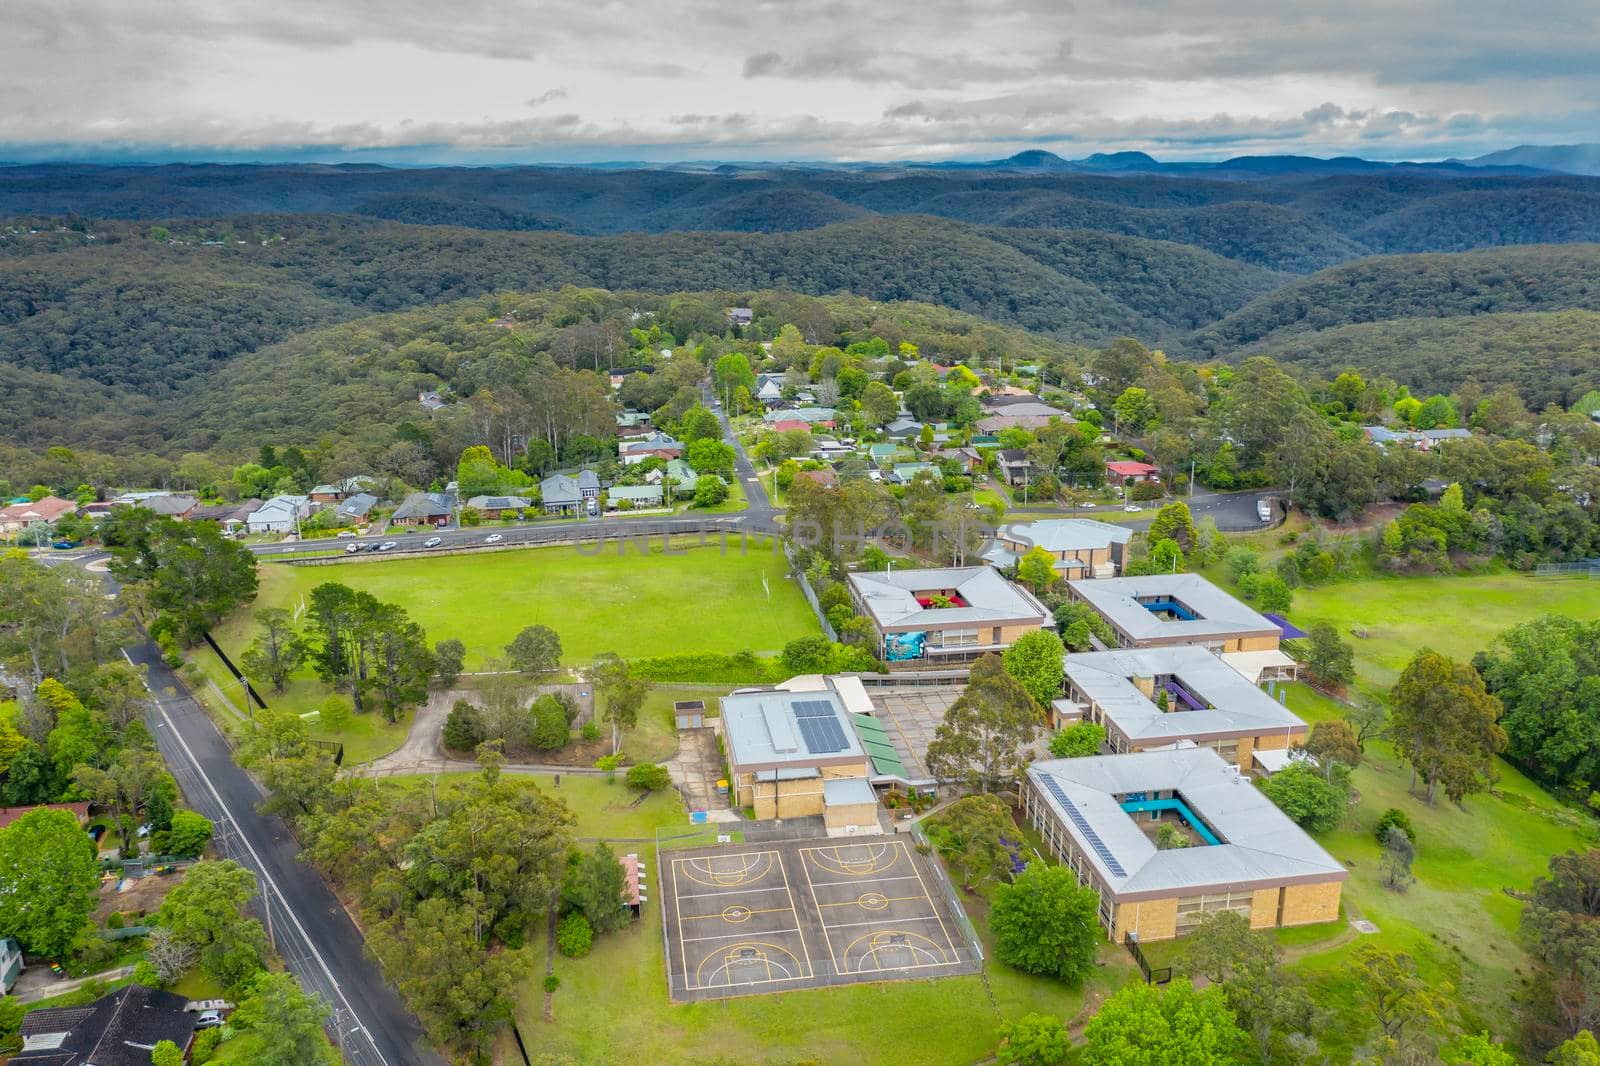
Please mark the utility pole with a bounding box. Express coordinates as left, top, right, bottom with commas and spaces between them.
1189, 458, 1196, 498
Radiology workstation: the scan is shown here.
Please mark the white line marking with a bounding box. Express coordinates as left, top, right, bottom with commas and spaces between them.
127, 650, 389, 1066
671, 884, 795, 901
804, 873, 925, 890
679, 926, 805, 945
819, 915, 946, 932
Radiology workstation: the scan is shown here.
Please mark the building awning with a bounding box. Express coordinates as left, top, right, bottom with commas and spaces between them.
1262, 612, 1309, 640
1253, 747, 1315, 775
848, 714, 910, 781
824, 777, 877, 807
1221, 649, 1299, 685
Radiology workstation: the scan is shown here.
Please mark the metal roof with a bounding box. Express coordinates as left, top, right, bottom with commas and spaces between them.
1027, 747, 1347, 896
849, 566, 1052, 630
1065, 646, 1305, 743
721, 689, 865, 770
1068, 574, 1278, 645
998, 518, 1133, 553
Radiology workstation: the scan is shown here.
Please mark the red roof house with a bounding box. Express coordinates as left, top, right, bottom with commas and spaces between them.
0, 495, 76, 534
1106, 460, 1161, 485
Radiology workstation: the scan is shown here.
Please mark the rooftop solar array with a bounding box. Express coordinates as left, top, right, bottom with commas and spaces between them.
792, 700, 836, 719
1040, 775, 1126, 876
797, 715, 851, 754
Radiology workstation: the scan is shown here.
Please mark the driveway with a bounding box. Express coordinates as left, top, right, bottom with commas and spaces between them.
355, 680, 598, 777
666, 726, 733, 818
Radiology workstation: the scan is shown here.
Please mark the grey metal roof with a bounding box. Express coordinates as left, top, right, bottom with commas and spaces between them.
1064, 646, 1305, 743
721, 689, 866, 770
1068, 574, 1277, 645
391, 492, 451, 520
823, 777, 877, 806
465, 495, 532, 510
1028, 747, 1346, 895
999, 518, 1132, 554
848, 566, 1052, 629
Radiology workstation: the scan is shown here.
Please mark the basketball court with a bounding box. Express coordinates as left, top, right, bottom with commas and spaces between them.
662, 836, 979, 1001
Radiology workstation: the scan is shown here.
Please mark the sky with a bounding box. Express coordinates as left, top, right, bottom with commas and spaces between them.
4, 0, 1598, 164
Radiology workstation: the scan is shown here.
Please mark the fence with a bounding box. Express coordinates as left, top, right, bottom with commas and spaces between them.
908, 820, 986, 964
787, 543, 839, 642
1535, 559, 1600, 577
1123, 934, 1172, 984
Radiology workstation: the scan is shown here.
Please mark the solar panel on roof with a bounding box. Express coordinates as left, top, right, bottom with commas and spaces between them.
1040, 776, 1126, 877
792, 700, 836, 719
797, 716, 849, 754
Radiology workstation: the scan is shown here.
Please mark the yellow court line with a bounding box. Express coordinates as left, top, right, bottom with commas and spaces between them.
814, 894, 932, 908
671, 858, 688, 988
778, 851, 815, 978
681, 906, 795, 919
906, 848, 960, 960
796, 848, 839, 975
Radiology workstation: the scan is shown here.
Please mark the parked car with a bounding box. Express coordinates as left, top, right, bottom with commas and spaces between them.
50, 540, 80, 550
1123, 503, 1142, 513
193, 1010, 224, 1030
336, 530, 356, 538
345, 543, 362, 554
364, 542, 383, 552
424, 536, 443, 548
485, 533, 503, 544
379, 541, 397, 552
1257, 498, 1273, 522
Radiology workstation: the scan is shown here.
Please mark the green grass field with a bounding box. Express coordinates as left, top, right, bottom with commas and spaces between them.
1274, 683, 1597, 1055
1290, 569, 1600, 693
381, 771, 689, 840
219, 536, 817, 670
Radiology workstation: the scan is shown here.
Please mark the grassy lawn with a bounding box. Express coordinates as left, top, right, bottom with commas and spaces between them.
1272, 682, 1597, 1055
225, 537, 814, 669
1290, 569, 1600, 694
519, 874, 1137, 1066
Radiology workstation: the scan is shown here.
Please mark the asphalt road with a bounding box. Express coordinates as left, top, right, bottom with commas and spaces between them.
128, 638, 441, 1066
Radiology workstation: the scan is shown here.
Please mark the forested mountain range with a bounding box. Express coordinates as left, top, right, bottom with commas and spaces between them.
4, 162, 1600, 462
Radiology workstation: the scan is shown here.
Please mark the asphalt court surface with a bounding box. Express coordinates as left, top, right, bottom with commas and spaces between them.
663, 836, 979, 1000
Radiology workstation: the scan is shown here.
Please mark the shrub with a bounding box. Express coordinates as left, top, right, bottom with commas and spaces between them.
556, 913, 593, 958
190, 1028, 223, 1064
543, 972, 560, 993
1259, 764, 1347, 833
1129, 480, 1165, 501
106, 911, 124, 929
131, 960, 160, 987
442, 700, 484, 752
1374, 807, 1416, 845
1048, 721, 1105, 758
526, 694, 571, 750
625, 763, 672, 791
580, 720, 602, 742
630, 651, 783, 684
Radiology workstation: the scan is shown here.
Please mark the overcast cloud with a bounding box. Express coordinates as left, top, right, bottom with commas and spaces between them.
2, 0, 1597, 162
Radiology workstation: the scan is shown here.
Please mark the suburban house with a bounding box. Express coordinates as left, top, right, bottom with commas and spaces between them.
1, 937, 22, 993
0, 495, 77, 535
996, 449, 1033, 487
1106, 460, 1161, 486
418, 390, 446, 413
889, 462, 940, 485
389, 492, 453, 527
1023, 747, 1346, 942
540, 470, 601, 515
848, 566, 1053, 665
883, 416, 922, 441
619, 432, 683, 465
727, 306, 754, 327
189, 499, 262, 534
615, 410, 653, 433
1067, 574, 1287, 653
0, 802, 90, 830
1363, 426, 1472, 451
335, 492, 378, 524
138, 494, 199, 520
755, 374, 785, 406
607, 484, 664, 509
1056, 646, 1306, 772
719, 687, 880, 833
811, 438, 853, 462
983, 518, 1133, 578
465, 495, 532, 519
244, 494, 311, 535
762, 406, 835, 428
795, 468, 838, 489
769, 418, 814, 434
13, 983, 199, 1065
309, 476, 375, 503
976, 401, 1073, 433
658, 458, 699, 496
867, 442, 902, 464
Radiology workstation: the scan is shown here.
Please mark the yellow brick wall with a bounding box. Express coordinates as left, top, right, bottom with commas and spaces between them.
746, 776, 825, 819
997, 622, 1046, 644
1233, 634, 1282, 653
1280, 881, 1342, 926
1114, 897, 1178, 942
1236, 735, 1255, 772
824, 801, 879, 830
820, 762, 871, 780
1250, 888, 1280, 929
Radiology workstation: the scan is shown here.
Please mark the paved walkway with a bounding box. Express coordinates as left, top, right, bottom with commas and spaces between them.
13, 965, 135, 1004
666, 726, 736, 821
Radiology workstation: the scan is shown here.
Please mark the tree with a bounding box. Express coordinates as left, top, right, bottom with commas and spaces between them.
1048, 721, 1105, 758
1551, 1031, 1600, 1066
228, 971, 336, 1065
1521, 850, 1600, 1043
433, 638, 465, 687
562, 842, 628, 934
861, 381, 900, 426
162, 809, 214, 858
443, 699, 484, 751
678, 404, 722, 444
557, 912, 593, 957
1146, 501, 1199, 553
1176, 910, 1316, 1060
926, 794, 1015, 892
1112, 386, 1158, 433
1390, 649, 1506, 805
1082, 981, 1247, 1066
1350, 943, 1452, 1055
526, 694, 571, 751
625, 763, 671, 791
989, 865, 1100, 982
238, 608, 305, 693
925, 655, 1043, 793
1302, 621, 1355, 689
591, 653, 649, 756
506, 625, 562, 675
1303, 719, 1361, 780
685, 438, 735, 477
0, 995, 24, 1047
692, 474, 729, 507
996, 1012, 1068, 1066
1015, 546, 1059, 595
1002, 630, 1066, 707
1380, 825, 1416, 892
145, 926, 196, 986
1258, 763, 1346, 833
157, 859, 268, 988
105, 509, 258, 644
0, 808, 99, 956
1475, 616, 1600, 793
151, 1040, 184, 1066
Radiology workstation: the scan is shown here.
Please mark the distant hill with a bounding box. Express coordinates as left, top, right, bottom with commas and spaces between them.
1247, 309, 1600, 410
1186, 244, 1600, 357
1466, 144, 1600, 176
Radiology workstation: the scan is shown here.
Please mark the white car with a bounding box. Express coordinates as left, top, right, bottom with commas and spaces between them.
424, 536, 443, 548
344, 543, 361, 554
378, 541, 397, 552
1123, 503, 1142, 513
485, 533, 503, 544
194, 1010, 224, 1030
336, 530, 356, 538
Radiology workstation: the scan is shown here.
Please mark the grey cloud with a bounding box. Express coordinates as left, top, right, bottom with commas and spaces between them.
526, 89, 569, 106
743, 52, 784, 77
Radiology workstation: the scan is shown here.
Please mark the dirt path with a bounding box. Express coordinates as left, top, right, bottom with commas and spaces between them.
353, 682, 600, 777
13, 965, 135, 1003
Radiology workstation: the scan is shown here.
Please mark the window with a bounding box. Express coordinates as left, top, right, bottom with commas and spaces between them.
930, 628, 980, 649
1175, 891, 1253, 929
